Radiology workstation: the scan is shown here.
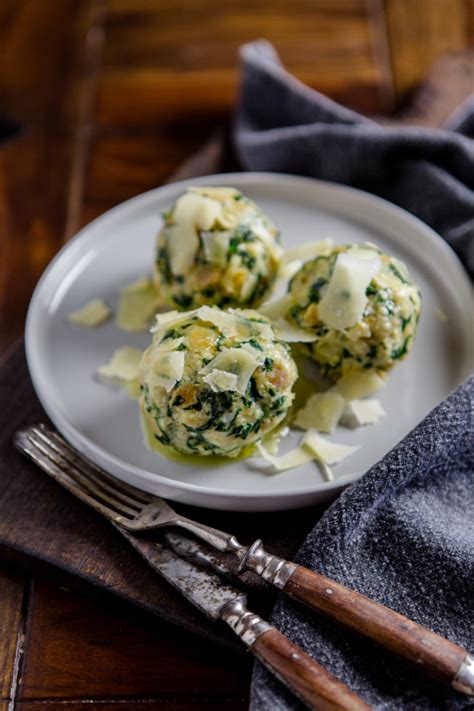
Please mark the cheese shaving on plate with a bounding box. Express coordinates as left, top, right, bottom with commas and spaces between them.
335, 369, 386, 400
293, 391, 346, 433
98, 346, 143, 381
340, 399, 385, 428
68, 299, 111, 327
116, 276, 161, 332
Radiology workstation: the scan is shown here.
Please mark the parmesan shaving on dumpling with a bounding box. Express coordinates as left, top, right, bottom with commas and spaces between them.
116, 276, 161, 332
293, 391, 345, 433
273, 318, 318, 343
151, 309, 197, 343
259, 294, 294, 321
318, 252, 381, 330
340, 399, 385, 428
202, 369, 239, 392
98, 346, 143, 381
166, 191, 222, 274
148, 351, 185, 392
68, 299, 111, 327
282, 238, 333, 264
199, 347, 258, 396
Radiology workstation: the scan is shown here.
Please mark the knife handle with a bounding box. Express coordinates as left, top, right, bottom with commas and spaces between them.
221, 598, 371, 711
240, 540, 474, 695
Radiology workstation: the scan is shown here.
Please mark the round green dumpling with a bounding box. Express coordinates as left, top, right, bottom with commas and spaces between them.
286, 244, 421, 377
155, 187, 282, 310
139, 306, 297, 457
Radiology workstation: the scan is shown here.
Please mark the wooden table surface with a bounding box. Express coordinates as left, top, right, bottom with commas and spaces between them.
1, 1, 473, 708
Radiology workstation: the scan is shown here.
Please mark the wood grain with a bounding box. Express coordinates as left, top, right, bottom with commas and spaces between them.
19, 579, 250, 701
285, 565, 468, 686
0, 565, 25, 699
252, 627, 370, 711
0, 0, 98, 353
384, 0, 471, 99
95, 0, 393, 129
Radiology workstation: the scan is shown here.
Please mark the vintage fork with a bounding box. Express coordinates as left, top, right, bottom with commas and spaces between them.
14, 423, 474, 697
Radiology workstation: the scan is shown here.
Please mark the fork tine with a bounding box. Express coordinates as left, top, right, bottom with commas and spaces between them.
25, 430, 139, 519
15, 430, 128, 523
31, 427, 144, 514
35, 425, 152, 507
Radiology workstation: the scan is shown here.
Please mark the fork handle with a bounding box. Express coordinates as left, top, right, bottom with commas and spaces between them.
240, 541, 474, 695
221, 599, 371, 711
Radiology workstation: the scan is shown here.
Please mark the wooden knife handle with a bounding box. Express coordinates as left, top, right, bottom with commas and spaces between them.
240, 541, 474, 695
220, 597, 370, 711
252, 627, 371, 711
284, 565, 473, 693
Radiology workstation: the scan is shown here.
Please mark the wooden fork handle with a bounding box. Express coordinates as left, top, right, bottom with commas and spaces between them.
252, 627, 371, 711
284, 565, 473, 694
240, 541, 474, 695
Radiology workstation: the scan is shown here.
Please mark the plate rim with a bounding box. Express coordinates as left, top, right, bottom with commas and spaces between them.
25, 172, 474, 507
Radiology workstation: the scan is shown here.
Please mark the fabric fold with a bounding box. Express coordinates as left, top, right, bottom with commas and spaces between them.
234, 41, 474, 275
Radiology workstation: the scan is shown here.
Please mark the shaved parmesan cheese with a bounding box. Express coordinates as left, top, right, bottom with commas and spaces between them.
151, 309, 197, 344
293, 391, 345, 433
240, 273, 258, 301
98, 346, 143, 381
148, 351, 185, 392
201, 230, 231, 266
255, 441, 314, 472
302, 430, 359, 465
340, 399, 385, 428
248, 218, 280, 253
335, 369, 386, 400
68, 299, 111, 327
435, 307, 448, 323
318, 252, 381, 330
203, 369, 239, 392
259, 294, 294, 321
263, 425, 290, 455
116, 276, 161, 332
347, 244, 380, 260
240, 342, 264, 363
273, 318, 318, 343
200, 347, 258, 396
190, 187, 240, 201
166, 191, 221, 274
156, 337, 185, 352
282, 238, 333, 263
197, 306, 274, 341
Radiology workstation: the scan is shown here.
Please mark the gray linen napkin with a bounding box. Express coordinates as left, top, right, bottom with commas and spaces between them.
233, 41, 474, 277
249, 376, 474, 710
233, 42, 474, 710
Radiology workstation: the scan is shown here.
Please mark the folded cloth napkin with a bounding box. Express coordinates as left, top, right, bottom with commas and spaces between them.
233, 41, 474, 277
233, 42, 474, 710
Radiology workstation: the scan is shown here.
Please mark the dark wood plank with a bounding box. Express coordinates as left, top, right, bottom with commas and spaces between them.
19, 579, 250, 701
95, 0, 393, 129
0, 565, 25, 699
384, 0, 470, 100
0, 0, 103, 354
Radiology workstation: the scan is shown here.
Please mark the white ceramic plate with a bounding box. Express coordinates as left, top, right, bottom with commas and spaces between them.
26, 173, 474, 511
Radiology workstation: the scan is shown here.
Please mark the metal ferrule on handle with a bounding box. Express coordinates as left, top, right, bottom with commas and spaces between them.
239, 539, 296, 587
220, 597, 271, 647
